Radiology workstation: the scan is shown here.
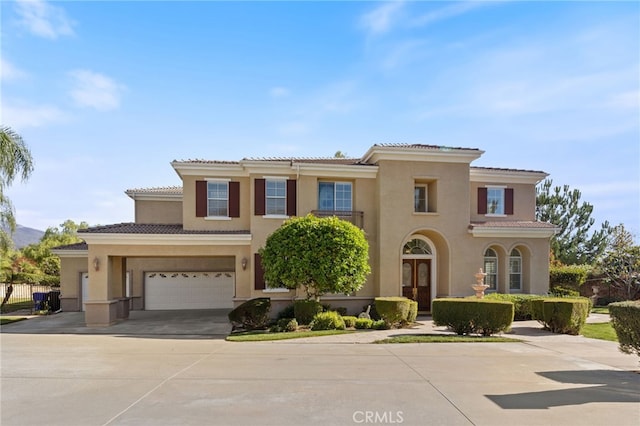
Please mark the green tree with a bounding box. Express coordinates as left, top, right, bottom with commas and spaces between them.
22, 220, 89, 277
536, 179, 610, 265
1, 126, 35, 251
597, 224, 640, 300
259, 214, 370, 301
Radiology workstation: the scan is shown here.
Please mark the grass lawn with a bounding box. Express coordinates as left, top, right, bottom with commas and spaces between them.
0, 317, 28, 326
0, 299, 33, 314
226, 329, 353, 342
374, 334, 520, 344
591, 306, 610, 315
582, 322, 618, 342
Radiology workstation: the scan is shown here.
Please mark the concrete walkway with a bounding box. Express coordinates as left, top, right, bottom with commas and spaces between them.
1, 312, 639, 426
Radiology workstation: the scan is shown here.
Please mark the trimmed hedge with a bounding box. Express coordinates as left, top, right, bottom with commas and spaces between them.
432, 298, 514, 336
484, 293, 542, 321
532, 297, 590, 335
374, 297, 411, 327
294, 299, 323, 325
609, 301, 640, 356
342, 316, 358, 328
310, 311, 345, 331
407, 300, 418, 324
355, 318, 373, 329
549, 264, 590, 290
228, 298, 271, 330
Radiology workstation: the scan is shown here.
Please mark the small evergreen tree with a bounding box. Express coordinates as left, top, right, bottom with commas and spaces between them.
536, 179, 610, 265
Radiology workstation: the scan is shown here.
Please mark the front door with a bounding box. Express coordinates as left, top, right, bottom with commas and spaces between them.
402, 259, 431, 311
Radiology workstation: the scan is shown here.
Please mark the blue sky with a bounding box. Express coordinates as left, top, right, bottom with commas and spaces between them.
2, 0, 639, 236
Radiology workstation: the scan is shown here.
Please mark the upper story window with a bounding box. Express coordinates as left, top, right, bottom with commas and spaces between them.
266, 179, 286, 215
414, 179, 437, 213
414, 186, 427, 212
487, 187, 504, 215
195, 180, 239, 219
255, 178, 297, 217
207, 181, 228, 217
318, 182, 352, 211
478, 187, 513, 216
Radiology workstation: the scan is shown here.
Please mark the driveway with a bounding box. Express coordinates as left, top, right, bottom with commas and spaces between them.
1, 312, 639, 426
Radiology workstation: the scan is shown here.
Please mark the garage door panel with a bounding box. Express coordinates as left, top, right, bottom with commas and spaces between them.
145, 272, 234, 310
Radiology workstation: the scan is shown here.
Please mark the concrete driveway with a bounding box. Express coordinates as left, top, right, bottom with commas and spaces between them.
1, 312, 639, 426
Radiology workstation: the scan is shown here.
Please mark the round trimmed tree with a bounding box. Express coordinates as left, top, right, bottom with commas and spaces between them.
259, 214, 370, 301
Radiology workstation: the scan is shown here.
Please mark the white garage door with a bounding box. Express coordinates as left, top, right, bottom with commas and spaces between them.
145, 272, 234, 310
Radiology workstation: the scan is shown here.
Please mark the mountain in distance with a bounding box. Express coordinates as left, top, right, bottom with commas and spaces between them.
3, 224, 45, 249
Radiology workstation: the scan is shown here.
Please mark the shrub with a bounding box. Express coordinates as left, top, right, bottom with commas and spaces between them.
371, 319, 390, 330
485, 293, 542, 321
609, 301, 640, 356
336, 307, 348, 316
228, 298, 271, 330
374, 297, 411, 327
271, 317, 299, 333
406, 300, 418, 324
549, 286, 580, 298
549, 264, 591, 290
294, 299, 323, 325
355, 318, 373, 329
310, 311, 345, 331
533, 297, 590, 335
276, 304, 295, 320
342, 316, 358, 328
596, 296, 625, 306
432, 299, 514, 336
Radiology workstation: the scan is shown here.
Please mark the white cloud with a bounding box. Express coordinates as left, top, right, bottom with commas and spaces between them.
68, 69, 126, 111
1, 101, 69, 129
359, 1, 405, 36
15, 0, 75, 39
269, 87, 290, 98
410, 1, 494, 28
1, 57, 29, 81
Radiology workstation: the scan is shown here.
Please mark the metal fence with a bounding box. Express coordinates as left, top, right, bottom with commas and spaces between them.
0, 283, 57, 314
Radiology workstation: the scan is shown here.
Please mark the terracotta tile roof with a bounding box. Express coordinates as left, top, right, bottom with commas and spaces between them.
373, 143, 481, 152
243, 157, 369, 166
173, 159, 241, 165
469, 221, 557, 229
471, 166, 546, 174
52, 241, 88, 251
78, 223, 250, 235
125, 186, 183, 195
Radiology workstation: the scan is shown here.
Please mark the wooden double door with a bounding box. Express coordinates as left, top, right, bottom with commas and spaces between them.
402, 259, 431, 311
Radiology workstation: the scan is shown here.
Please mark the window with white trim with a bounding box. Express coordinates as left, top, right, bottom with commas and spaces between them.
509, 249, 522, 291
266, 179, 286, 215
207, 181, 228, 217
318, 182, 352, 211
484, 248, 498, 291
487, 187, 504, 215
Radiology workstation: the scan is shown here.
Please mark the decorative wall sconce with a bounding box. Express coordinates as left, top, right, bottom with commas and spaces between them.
241, 257, 248, 271
93, 256, 100, 271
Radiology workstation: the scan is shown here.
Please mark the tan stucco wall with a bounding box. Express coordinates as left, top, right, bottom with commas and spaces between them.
59, 256, 87, 311
135, 200, 182, 223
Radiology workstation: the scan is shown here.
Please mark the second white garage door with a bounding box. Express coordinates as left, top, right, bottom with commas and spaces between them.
145, 272, 234, 310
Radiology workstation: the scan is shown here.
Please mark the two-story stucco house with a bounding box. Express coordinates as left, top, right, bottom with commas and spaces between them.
54, 144, 557, 326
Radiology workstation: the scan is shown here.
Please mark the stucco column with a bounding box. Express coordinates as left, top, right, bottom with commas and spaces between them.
84, 250, 118, 327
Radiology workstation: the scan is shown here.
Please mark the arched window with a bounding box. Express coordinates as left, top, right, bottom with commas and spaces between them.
403, 239, 432, 255
509, 248, 522, 291
484, 248, 498, 290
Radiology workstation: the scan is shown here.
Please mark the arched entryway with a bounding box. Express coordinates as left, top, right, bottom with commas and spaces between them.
401, 236, 435, 311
